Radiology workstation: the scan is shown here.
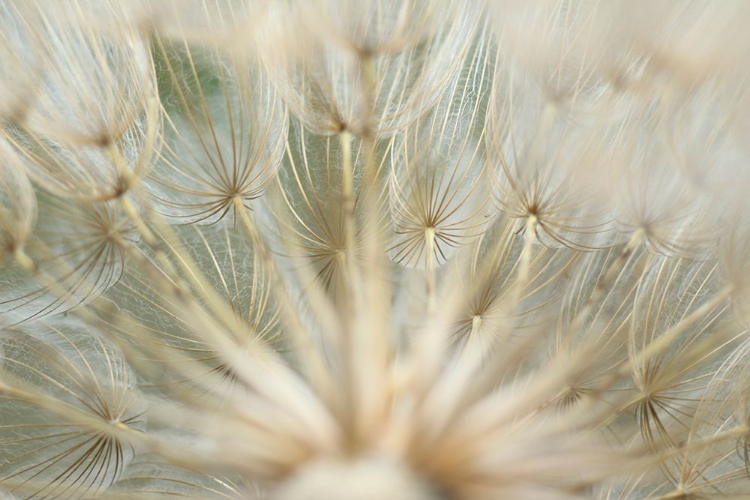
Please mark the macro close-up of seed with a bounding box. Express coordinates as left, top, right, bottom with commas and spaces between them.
1, 1, 750, 499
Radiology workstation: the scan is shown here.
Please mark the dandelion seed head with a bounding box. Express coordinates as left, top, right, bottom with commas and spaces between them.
1, 1, 750, 500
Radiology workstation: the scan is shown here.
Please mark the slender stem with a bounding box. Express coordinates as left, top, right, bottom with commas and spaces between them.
232, 197, 335, 406
425, 227, 437, 312
339, 130, 357, 288
518, 215, 537, 291
336, 130, 360, 447
508, 215, 537, 315
418, 306, 490, 442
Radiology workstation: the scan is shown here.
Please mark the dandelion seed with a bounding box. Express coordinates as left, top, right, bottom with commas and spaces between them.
256, 0, 483, 137
1, 0, 159, 201
145, 35, 286, 224
0, 195, 136, 325
0, 317, 144, 499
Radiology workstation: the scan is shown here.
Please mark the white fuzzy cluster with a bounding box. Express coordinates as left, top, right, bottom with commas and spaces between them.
0, 1, 750, 500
